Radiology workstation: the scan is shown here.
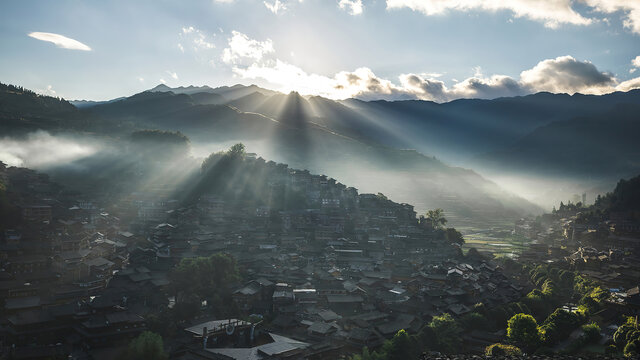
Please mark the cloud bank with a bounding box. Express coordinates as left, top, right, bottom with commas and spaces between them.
221, 31, 640, 101
386, 0, 640, 34
28, 32, 91, 51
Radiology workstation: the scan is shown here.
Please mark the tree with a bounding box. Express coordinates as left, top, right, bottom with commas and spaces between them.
124, 331, 167, 360
460, 312, 488, 331
445, 228, 464, 245
538, 309, 581, 344
625, 339, 640, 357
424, 208, 447, 229
429, 313, 461, 353
581, 323, 601, 344
170, 253, 240, 312
380, 329, 419, 360
228, 143, 246, 157
507, 313, 541, 351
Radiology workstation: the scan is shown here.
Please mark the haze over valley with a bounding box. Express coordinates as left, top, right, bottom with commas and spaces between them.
3, 1, 640, 359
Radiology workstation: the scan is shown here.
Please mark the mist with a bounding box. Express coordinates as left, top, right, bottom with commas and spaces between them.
0, 131, 99, 169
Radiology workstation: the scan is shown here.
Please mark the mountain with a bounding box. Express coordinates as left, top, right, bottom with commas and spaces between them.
148, 83, 215, 95
82, 86, 542, 222
0, 82, 91, 134
339, 90, 640, 165
149, 83, 278, 100
478, 103, 640, 179
69, 97, 126, 108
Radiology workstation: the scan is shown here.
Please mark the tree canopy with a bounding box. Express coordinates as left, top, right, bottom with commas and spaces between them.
424, 208, 447, 229
123, 331, 167, 360
507, 313, 541, 351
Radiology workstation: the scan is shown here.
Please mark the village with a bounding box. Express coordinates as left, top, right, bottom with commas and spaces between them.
1, 155, 640, 359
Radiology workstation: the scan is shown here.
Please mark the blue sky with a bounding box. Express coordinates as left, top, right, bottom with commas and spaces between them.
1, 0, 640, 101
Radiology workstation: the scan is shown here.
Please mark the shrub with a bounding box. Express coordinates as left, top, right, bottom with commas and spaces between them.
581, 323, 601, 344
507, 313, 541, 351
485, 343, 522, 356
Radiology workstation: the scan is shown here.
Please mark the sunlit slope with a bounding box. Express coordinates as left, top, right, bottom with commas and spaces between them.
87, 88, 542, 221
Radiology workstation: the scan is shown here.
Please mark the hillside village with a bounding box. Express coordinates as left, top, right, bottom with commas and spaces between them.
1, 85, 640, 358
0, 149, 535, 359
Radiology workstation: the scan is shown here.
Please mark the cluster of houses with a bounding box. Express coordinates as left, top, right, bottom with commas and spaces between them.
512, 202, 640, 329
0, 159, 532, 359
0, 164, 150, 358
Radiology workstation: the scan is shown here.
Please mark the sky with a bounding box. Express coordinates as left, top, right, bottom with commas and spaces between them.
1, 0, 640, 101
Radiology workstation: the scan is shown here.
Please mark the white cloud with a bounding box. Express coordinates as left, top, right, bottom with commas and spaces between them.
386, 0, 592, 29
159, 78, 167, 84
213, 0, 235, 3
583, 0, 640, 35
616, 77, 640, 92
632, 55, 640, 68
222, 31, 274, 64
224, 32, 640, 101
519, 55, 616, 94
166, 71, 179, 80
137, 77, 145, 83
28, 32, 91, 51
36, 85, 57, 97
264, 0, 287, 14
339, 0, 363, 15
385, 0, 640, 34
180, 26, 215, 51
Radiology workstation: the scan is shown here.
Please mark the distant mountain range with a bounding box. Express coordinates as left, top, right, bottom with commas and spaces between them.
3, 81, 640, 223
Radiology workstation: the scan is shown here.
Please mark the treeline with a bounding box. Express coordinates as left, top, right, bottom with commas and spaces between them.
483, 262, 607, 354
350, 314, 463, 360
129, 129, 192, 159
594, 174, 640, 214
350, 262, 608, 358
612, 316, 640, 357
146, 253, 240, 339
184, 143, 308, 211
0, 82, 76, 116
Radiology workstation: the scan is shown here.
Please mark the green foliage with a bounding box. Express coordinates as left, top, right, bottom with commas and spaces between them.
380, 330, 420, 360
424, 208, 447, 229
228, 143, 246, 157
170, 253, 239, 310
445, 228, 464, 245
200, 143, 245, 173
594, 175, 640, 213
131, 129, 190, 145
460, 312, 488, 331
350, 315, 464, 360
351, 330, 423, 360
581, 323, 601, 344
624, 338, 640, 357
613, 316, 640, 356
130, 129, 191, 159
538, 309, 582, 345
123, 331, 167, 360
190, 143, 308, 211
465, 247, 481, 259
428, 313, 461, 353
0, 82, 76, 119
485, 343, 522, 356
507, 313, 541, 350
